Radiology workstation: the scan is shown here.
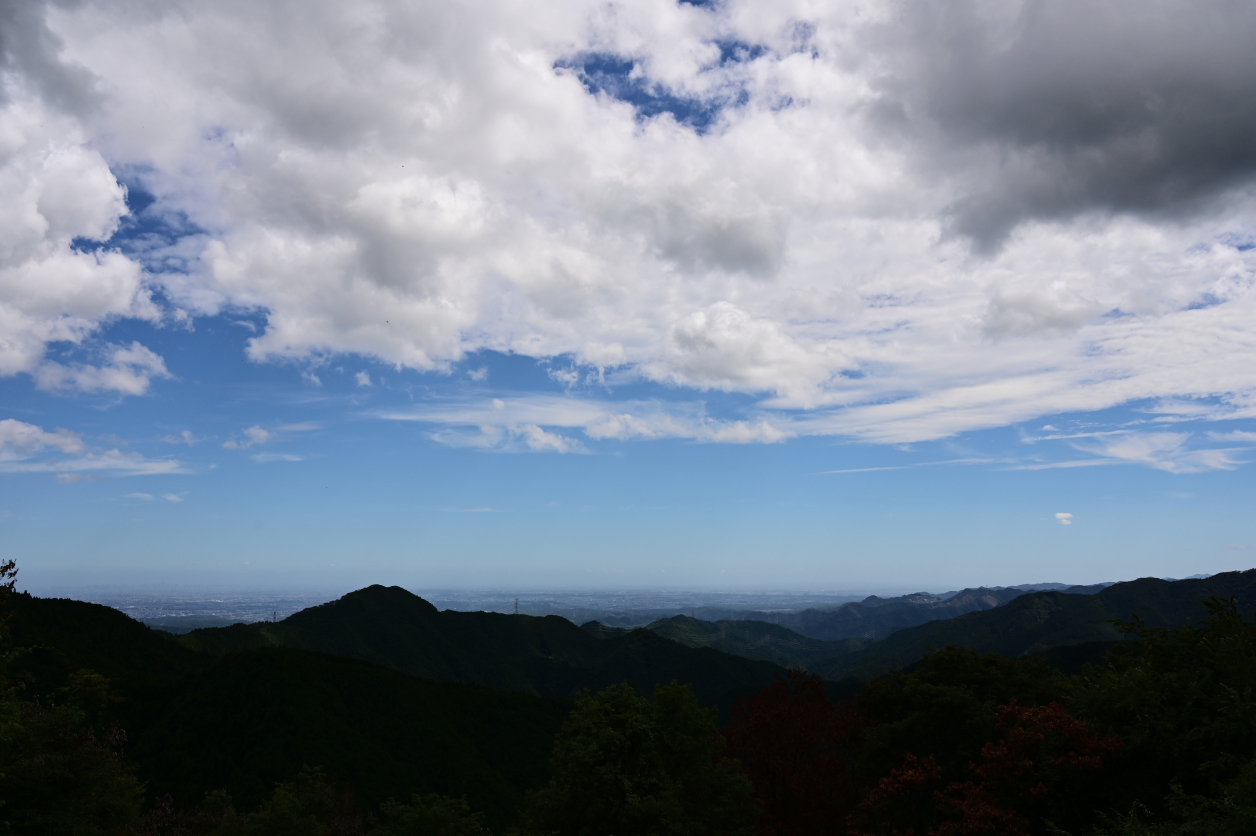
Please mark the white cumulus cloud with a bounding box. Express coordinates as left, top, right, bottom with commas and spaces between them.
4, 0, 1256, 440
0, 43, 161, 393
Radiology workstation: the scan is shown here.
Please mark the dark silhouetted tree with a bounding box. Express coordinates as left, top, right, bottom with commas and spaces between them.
724, 670, 862, 836
523, 681, 758, 836
851, 701, 1119, 836
1072, 596, 1256, 804
209, 768, 364, 836
0, 560, 146, 835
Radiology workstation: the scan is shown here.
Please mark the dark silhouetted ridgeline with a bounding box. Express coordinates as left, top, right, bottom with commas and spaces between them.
176, 584, 787, 717
10, 569, 1256, 835
8, 592, 570, 829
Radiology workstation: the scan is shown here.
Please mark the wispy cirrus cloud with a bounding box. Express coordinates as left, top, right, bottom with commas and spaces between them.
222, 422, 319, 461
1012, 431, 1247, 474
161, 430, 200, 446
251, 453, 304, 463
0, 419, 185, 477
34, 342, 172, 396
1209, 430, 1256, 443
381, 395, 790, 453
382, 392, 1256, 475
820, 458, 1005, 475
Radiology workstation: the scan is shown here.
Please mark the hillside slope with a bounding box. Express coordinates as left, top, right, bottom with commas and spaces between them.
644, 615, 867, 669
8, 594, 574, 828
131, 648, 569, 824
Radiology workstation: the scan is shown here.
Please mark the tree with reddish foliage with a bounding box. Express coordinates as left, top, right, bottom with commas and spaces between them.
850, 753, 944, 836
851, 701, 1120, 836
959, 700, 1123, 831
724, 671, 863, 836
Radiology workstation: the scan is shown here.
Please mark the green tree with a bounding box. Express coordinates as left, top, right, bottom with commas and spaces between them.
1089, 757, 1256, 835
523, 681, 758, 836
854, 646, 1066, 785
209, 768, 363, 836
1071, 597, 1256, 807
134, 790, 236, 836
373, 794, 489, 836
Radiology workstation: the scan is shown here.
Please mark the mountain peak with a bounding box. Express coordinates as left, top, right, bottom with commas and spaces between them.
293, 585, 440, 621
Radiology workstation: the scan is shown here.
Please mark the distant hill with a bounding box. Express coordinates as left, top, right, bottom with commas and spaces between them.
633, 575, 1248, 678
460, 582, 1114, 631
814, 570, 1256, 679
176, 584, 787, 718
744, 587, 1035, 641
642, 615, 867, 669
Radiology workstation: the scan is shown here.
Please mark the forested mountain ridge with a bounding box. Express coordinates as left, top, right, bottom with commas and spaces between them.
176, 583, 787, 715
815, 569, 1256, 679
8, 565, 1256, 835
637, 572, 1254, 678
6, 592, 570, 828
6, 587, 786, 829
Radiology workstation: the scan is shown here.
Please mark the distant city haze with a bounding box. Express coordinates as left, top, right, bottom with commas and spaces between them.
27, 575, 1216, 635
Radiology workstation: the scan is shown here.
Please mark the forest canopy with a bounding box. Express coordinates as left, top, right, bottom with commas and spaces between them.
3, 559, 1256, 836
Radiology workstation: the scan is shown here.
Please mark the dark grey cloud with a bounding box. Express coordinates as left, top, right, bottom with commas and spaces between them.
0, 0, 95, 113
871, 1, 1256, 250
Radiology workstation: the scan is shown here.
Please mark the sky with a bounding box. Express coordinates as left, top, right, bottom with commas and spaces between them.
2, 0, 1256, 593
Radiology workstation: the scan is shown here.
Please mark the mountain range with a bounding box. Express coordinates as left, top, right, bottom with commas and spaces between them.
10, 588, 786, 829
706, 583, 1113, 642
10, 569, 1250, 828
640, 571, 1256, 679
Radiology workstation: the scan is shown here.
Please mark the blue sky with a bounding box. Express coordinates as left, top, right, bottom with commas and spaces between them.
3, 0, 1256, 592
5, 309, 1253, 592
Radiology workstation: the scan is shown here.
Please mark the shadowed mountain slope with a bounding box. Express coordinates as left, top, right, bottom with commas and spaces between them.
177, 584, 787, 716
9, 593, 209, 742
9, 594, 576, 829
815, 570, 1256, 679
130, 648, 569, 825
